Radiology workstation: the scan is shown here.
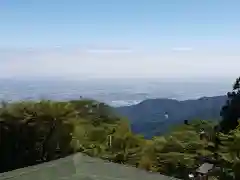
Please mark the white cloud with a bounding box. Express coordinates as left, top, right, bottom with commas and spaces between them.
86, 49, 132, 54
0, 47, 239, 79
172, 47, 193, 51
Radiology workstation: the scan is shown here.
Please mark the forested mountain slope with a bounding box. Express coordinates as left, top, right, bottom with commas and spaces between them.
116, 95, 227, 137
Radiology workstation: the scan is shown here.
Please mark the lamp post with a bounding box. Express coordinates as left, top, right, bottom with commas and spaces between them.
107, 134, 112, 148
107, 129, 115, 149
188, 173, 195, 179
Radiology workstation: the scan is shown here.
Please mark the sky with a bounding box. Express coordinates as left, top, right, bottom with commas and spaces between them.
0, 0, 240, 80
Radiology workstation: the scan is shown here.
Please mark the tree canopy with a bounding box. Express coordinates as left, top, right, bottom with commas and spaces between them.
220, 77, 240, 133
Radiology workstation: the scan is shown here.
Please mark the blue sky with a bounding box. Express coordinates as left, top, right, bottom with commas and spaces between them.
0, 1, 240, 79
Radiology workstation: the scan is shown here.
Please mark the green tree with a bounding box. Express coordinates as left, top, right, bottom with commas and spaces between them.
0, 100, 76, 172
220, 77, 240, 133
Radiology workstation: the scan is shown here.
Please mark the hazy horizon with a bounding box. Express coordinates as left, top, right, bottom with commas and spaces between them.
0, 78, 233, 107
0, 47, 240, 80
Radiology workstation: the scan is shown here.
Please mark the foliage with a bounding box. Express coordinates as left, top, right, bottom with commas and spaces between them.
0, 100, 76, 172
2, 77, 240, 179
220, 77, 240, 133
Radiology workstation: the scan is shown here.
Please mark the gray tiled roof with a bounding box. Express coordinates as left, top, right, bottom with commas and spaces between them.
0, 153, 180, 180
196, 163, 214, 174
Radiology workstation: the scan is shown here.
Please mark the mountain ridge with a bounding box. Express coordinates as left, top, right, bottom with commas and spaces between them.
116, 95, 227, 137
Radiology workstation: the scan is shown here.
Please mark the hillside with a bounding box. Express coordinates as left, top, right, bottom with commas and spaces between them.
1, 94, 240, 179
1, 98, 189, 179
116, 95, 227, 137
